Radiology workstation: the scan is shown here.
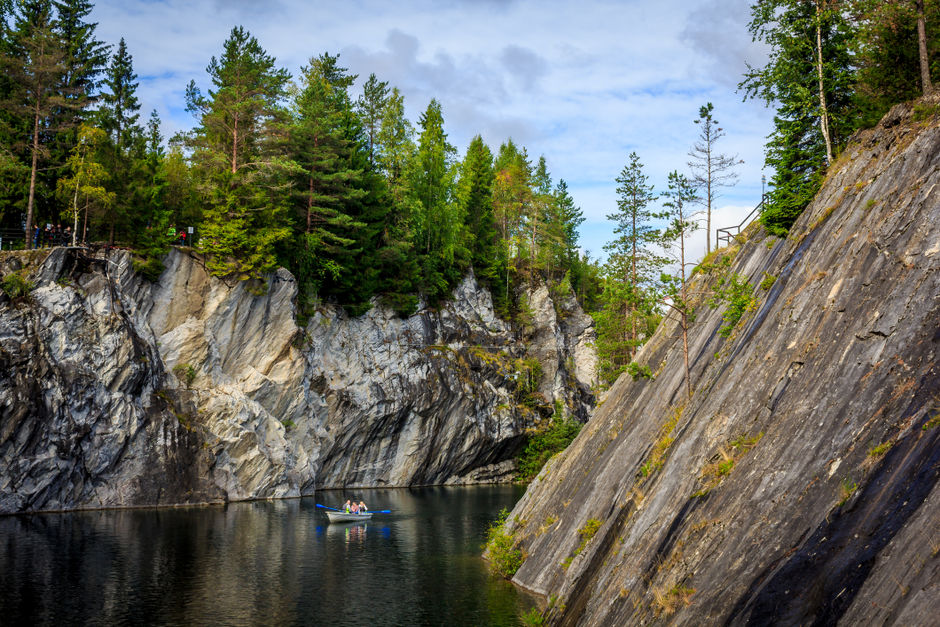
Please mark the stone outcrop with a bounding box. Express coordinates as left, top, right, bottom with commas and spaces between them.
500, 100, 939, 625
0, 246, 597, 514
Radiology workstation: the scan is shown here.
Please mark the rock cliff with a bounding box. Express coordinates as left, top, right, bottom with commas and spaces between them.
0, 246, 597, 514
500, 100, 939, 625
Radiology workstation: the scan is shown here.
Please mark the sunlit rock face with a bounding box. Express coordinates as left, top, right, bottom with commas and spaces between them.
0, 245, 596, 513
502, 100, 940, 625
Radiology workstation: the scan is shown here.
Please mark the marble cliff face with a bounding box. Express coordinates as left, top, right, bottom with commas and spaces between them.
0, 246, 597, 514
497, 99, 940, 625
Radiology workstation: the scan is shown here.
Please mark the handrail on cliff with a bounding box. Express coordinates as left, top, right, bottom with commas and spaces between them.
715, 198, 763, 250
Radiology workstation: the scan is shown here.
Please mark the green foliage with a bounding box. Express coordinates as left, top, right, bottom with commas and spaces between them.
185, 26, 292, 283
575, 518, 603, 555
638, 406, 682, 478
512, 357, 544, 408
520, 607, 545, 626
281, 418, 296, 431
594, 152, 666, 386
172, 363, 197, 389
741, 0, 855, 235
1, 270, 34, 300
710, 272, 756, 338
868, 441, 892, 458
838, 477, 858, 506
759, 272, 777, 290
515, 416, 582, 483
485, 509, 524, 578
626, 361, 654, 381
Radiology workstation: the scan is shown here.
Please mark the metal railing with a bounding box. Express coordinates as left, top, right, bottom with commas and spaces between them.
716, 199, 763, 250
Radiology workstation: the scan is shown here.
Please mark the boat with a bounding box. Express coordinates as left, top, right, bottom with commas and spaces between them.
325, 510, 373, 523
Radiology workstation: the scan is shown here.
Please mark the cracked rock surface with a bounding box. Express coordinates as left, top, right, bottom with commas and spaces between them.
501, 100, 939, 625
1, 248, 596, 513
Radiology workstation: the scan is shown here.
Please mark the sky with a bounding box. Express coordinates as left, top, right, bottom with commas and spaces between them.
90, 0, 775, 266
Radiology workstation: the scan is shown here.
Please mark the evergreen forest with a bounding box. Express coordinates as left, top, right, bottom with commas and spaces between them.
0, 0, 937, 387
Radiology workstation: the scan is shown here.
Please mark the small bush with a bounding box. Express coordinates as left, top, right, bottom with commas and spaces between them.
868, 441, 892, 458
520, 607, 545, 626
838, 477, 858, 507
759, 273, 777, 290
516, 417, 582, 483
1, 271, 34, 301
485, 509, 524, 578
172, 363, 197, 389
627, 362, 654, 381
281, 418, 296, 431
652, 584, 696, 616
574, 518, 603, 555
710, 273, 756, 338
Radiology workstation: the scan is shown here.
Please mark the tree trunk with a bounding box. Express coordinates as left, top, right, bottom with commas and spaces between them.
917, 0, 933, 94
25, 105, 41, 250
231, 114, 239, 174
680, 202, 692, 399
816, 1, 834, 165
705, 137, 713, 255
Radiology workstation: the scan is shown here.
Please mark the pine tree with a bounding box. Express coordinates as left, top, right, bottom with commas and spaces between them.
687, 103, 740, 254
659, 171, 700, 400
850, 0, 940, 125
287, 52, 383, 313
553, 179, 584, 269
185, 26, 291, 281
2, 0, 70, 247
597, 152, 664, 379
47, 0, 107, 227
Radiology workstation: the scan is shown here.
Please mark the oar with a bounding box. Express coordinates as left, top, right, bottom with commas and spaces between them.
316, 503, 342, 512
365, 510, 391, 514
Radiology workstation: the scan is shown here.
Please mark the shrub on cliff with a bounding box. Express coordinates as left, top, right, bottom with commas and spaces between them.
1, 271, 34, 302
516, 416, 582, 483
485, 509, 524, 578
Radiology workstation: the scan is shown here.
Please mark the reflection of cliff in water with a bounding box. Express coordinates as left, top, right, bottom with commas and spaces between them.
0, 485, 529, 625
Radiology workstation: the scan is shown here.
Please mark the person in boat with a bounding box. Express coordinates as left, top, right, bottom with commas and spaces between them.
358, 501, 368, 513
350, 501, 359, 514
344, 499, 352, 513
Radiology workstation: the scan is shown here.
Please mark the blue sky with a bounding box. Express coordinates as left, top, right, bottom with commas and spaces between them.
90, 0, 775, 264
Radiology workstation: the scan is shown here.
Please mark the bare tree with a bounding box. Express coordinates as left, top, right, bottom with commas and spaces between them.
688, 103, 741, 255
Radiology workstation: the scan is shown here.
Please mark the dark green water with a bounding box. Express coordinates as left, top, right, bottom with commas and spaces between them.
0, 485, 535, 626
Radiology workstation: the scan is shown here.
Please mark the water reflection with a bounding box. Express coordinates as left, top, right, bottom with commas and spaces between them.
0, 485, 532, 626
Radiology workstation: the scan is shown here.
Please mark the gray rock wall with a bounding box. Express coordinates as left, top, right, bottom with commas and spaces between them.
501, 100, 940, 625
0, 246, 596, 513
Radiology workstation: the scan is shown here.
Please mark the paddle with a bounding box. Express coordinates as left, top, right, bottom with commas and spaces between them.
315, 503, 342, 512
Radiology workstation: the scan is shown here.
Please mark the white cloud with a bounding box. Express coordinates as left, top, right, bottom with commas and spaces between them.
90, 0, 774, 265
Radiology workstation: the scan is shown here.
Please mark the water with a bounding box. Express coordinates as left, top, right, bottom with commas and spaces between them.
0, 485, 536, 626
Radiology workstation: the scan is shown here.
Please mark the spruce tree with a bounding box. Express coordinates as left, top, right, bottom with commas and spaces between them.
409, 98, 463, 301
355, 73, 389, 170
457, 135, 499, 286
97, 37, 142, 243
